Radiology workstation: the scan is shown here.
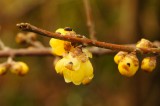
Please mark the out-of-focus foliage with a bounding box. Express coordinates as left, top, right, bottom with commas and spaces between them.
0, 0, 160, 106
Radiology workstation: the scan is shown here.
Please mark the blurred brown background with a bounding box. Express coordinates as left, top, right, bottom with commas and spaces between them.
0, 0, 160, 106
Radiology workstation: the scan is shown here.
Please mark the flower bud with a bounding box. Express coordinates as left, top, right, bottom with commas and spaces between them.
141, 56, 156, 73
15, 33, 27, 44
118, 53, 139, 77
136, 38, 153, 48
114, 51, 128, 64
10, 61, 29, 76
27, 32, 37, 41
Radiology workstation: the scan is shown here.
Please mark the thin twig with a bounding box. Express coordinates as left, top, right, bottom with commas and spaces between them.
16, 23, 160, 55
88, 47, 116, 55
0, 48, 52, 57
83, 0, 96, 39
26, 40, 45, 48
0, 47, 116, 57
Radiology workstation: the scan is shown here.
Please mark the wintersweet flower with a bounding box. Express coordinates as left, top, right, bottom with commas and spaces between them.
55, 48, 93, 85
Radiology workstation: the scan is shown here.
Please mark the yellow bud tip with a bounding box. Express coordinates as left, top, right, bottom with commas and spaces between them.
15, 33, 26, 44
114, 51, 128, 64
55, 28, 75, 36
136, 38, 153, 48
10, 61, 29, 76
141, 56, 156, 73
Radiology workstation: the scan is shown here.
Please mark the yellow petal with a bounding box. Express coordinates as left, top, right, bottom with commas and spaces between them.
82, 60, 93, 78
55, 28, 66, 35
81, 60, 94, 84
82, 48, 92, 58
55, 58, 67, 74
63, 69, 72, 83
65, 56, 84, 85
55, 50, 94, 85
114, 51, 128, 64
72, 59, 93, 85
55, 28, 76, 36
55, 57, 72, 82
49, 38, 66, 56
49, 39, 73, 56
71, 68, 85, 85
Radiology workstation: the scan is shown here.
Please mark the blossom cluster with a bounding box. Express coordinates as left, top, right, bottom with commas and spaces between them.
49, 28, 93, 85
114, 39, 157, 77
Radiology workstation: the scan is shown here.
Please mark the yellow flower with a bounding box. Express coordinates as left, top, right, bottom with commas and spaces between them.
118, 53, 139, 77
10, 61, 29, 76
114, 51, 128, 64
141, 56, 156, 73
55, 52, 93, 85
49, 28, 76, 56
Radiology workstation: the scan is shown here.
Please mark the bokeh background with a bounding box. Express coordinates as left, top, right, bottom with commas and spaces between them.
0, 0, 160, 106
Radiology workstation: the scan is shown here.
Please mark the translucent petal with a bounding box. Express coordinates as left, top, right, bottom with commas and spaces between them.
82, 48, 92, 58
63, 69, 72, 83
55, 49, 94, 85
64, 53, 81, 71
82, 60, 93, 77
71, 67, 85, 85
72, 60, 93, 85
55, 58, 67, 74
55, 57, 72, 83
81, 60, 94, 84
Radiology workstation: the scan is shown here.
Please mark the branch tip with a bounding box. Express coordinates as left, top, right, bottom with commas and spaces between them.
16, 23, 31, 31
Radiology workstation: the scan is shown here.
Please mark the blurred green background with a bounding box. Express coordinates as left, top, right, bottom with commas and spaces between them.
0, 0, 160, 106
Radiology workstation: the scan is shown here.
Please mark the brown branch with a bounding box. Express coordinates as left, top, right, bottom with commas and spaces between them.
0, 48, 52, 57
83, 0, 96, 40
88, 47, 116, 55
16, 23, 160, 55
0, 47, 117, 57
